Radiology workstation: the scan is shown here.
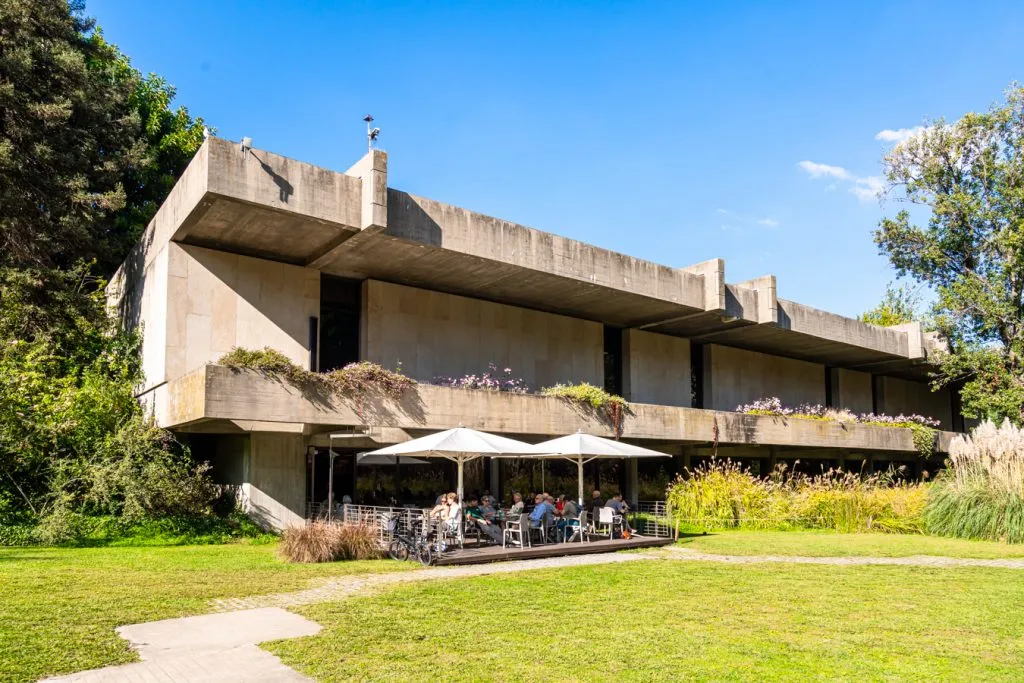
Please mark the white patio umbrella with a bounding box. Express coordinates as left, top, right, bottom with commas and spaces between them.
526, 431, 671, 505
356, 452, 430, 466
361, 427, 539, 502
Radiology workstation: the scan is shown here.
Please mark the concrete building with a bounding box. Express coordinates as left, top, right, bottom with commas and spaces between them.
109, 138, 964, 530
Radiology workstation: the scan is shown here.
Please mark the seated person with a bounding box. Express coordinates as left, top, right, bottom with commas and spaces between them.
444, 492, 461, 533
589, 489, 604, 519
605, 493, 633, 534
480, 495, 497, 521
529, 493, 555, 529
509, 492, 525, 517
464, 497, 502, 543
561, 497, 579, 520
429, 495, 449, 520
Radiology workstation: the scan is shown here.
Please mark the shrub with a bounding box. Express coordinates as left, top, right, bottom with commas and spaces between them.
279, 521, 382, 563
542, 382, 627, 437
666, 459, 926, 534
218, 348, 414, 400
324, 361, 415, 400
924, 419, 1024, 543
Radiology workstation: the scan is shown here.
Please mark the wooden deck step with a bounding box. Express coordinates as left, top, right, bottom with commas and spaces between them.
434, 537, 672, 566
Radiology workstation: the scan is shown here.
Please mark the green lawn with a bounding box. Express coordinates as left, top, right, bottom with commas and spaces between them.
0, 542, 412, 683
6, 533, 1024, 682
677, 530, 1024, 559
270, 560, 1024, 682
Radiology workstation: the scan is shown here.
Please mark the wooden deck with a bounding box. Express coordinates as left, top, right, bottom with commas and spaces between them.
434, 536, 672, 566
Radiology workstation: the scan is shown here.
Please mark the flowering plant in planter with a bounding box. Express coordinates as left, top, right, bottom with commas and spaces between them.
736, 397, 941, 457
432, 363, 530, 393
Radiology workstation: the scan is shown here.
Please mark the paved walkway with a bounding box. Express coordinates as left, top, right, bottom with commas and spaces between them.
45, 608, 321, 682
664, 546, 1024, 568
211, 549, 658, 611
46, 547, 1024, 682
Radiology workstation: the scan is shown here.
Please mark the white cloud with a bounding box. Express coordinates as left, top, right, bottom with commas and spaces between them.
798, 160, 882, 203
715, 209, 781, 230
797, 160, 852, 181
849, 176, 884, 201
875, 126, 925, 144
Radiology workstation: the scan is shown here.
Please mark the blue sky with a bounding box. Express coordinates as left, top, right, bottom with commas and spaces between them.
90, 0, 1024, 317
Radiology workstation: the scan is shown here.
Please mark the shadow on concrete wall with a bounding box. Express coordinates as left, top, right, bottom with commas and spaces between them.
252, 151, 294, 203
185, 244, 310, 350
385, 189, 442, 246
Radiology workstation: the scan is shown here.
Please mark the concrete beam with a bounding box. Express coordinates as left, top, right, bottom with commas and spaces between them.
170, 365, 955, 454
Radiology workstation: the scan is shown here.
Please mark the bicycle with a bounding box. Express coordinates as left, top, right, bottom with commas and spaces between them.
384, 514, 434, 565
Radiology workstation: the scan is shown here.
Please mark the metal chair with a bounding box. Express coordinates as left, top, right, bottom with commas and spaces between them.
563, 510, 587, 543
594, 507, 621, 538
503, 513, 531, 548
529, 510, 556, 545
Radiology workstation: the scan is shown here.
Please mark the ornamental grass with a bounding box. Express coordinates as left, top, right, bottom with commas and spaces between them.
279, 521, 382, 563
666, 459, 926, 534
924, 419, 1024, 543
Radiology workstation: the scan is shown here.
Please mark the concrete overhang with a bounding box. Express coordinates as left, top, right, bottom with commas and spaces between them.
166, 365, 954, 454
149, 137, 941, 376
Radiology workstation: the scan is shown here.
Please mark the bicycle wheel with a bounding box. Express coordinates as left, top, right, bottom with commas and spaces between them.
416, 544, 434, 566
387, 539, 409, 562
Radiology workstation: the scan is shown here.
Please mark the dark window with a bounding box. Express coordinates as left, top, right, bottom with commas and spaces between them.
691, 342, 705, 409
603, 326, 623, 396
824, 367, 834, 408
320, 275, 362, 371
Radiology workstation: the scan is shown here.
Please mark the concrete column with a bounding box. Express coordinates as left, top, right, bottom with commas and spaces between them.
626, 459, 639, 506
768, 447, 779, 475
488, 457, 500, 497
243, 433, 306, 531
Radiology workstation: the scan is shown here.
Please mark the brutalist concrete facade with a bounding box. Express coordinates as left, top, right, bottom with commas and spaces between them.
109, 138, 961, 529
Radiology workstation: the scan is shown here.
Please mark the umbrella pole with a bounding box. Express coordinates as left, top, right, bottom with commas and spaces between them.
577, 458, 585, 507
457, 457, 464, 503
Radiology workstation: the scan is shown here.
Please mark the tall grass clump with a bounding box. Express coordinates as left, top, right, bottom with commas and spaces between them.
666, 459, 926, 534
279, 522, 382, 563
924, 419, 1024, 543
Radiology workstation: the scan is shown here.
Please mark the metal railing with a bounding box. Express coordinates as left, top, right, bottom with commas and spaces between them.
631, 500, 673, 538
307, 501, 676, 543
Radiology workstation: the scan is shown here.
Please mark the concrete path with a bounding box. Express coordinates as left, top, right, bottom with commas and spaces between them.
211, 549, 659, 611
45, 608, 321, 682
664, 546, 1024, 568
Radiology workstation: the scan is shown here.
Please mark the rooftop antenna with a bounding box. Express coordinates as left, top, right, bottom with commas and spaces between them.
364, 114, 380, 153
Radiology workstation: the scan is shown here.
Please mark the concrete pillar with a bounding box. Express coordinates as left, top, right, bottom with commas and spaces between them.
865, 453, 875, 475
768, 447, 779, 475
488, 457, 500, 497
626, 458, 639, 506
243, 433, 306, 531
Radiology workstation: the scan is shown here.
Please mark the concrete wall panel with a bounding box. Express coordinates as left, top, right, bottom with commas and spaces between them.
165, 243, 320, 380
835, 368, 873, 414
707, 344, 825, 411
878, 376, 953, 429
623, 330, 691, 407
362, 280, 602, 388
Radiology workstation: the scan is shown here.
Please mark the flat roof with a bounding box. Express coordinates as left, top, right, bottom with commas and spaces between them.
126, 137, 938, 379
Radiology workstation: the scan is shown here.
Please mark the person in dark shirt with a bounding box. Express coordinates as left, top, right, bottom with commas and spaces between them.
465, 497, 502, 543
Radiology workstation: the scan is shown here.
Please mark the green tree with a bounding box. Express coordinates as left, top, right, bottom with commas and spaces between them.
875, 85, 1024, 423
0, 0, 213, 537
0, 0, 206, 275
859, 282, 923, 327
